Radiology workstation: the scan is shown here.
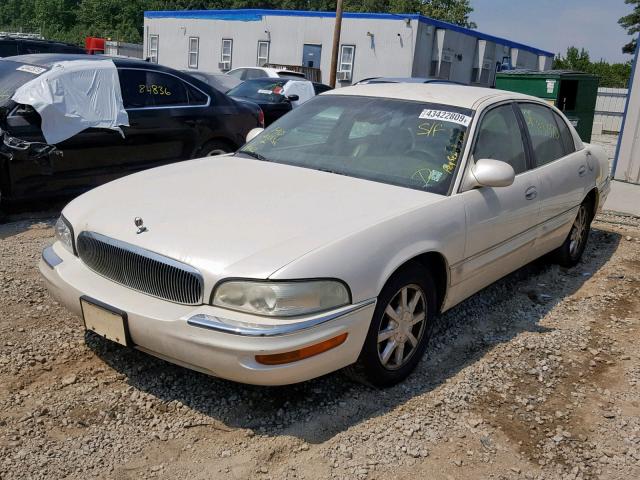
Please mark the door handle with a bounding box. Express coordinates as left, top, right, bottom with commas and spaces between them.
525, 186, 537, 200
578, 165, 587, 177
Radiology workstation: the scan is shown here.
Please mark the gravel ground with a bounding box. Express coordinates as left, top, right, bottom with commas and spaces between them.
0, 211, 639, 480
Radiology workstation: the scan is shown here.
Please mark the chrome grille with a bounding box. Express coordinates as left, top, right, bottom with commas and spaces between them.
77, 231, 203, 305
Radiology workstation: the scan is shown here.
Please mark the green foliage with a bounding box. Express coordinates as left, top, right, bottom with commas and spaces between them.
553, 46, 632, 88
619, 0, 640, 54
0, 0, 475, 45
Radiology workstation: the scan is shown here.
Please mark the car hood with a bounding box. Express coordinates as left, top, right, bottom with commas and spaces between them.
64, 155, 444, 287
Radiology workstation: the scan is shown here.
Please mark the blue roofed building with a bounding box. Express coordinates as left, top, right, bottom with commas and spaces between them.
143, 9, 554, 87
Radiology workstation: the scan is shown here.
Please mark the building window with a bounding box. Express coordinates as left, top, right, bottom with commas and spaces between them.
220, 38, 233, 71
257, 41, 270, 67
188, 37, 199, 69
339, 45, 355, 81
148, 34, 159, 63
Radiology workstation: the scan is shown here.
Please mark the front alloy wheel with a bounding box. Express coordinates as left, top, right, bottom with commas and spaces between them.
345, 264, 436, 387
377, 285, 427, 370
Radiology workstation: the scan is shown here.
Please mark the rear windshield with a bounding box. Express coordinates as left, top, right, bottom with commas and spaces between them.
0, 59, 47, 104
228, 79, 288, 103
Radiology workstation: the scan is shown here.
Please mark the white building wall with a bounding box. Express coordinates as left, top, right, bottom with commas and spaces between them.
144, 12, 553, 87
145, 16, 419, 84
614, 52, 640, 183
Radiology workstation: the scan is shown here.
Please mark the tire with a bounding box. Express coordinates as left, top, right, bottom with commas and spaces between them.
0, 188, 7, 224
196, 140, 234, 158
552, 200, 593, 268
345, 264, 437, 388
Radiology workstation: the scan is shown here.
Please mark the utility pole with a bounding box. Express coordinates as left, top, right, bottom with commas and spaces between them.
329, 0, 344, 88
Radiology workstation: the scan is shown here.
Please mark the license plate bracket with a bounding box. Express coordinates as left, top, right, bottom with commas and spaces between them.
80, 296, 131, 347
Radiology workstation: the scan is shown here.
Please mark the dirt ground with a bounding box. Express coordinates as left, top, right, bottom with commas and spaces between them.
0, 210, 639, 480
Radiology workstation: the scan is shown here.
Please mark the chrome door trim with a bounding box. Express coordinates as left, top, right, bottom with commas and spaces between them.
451, 203, 580, 271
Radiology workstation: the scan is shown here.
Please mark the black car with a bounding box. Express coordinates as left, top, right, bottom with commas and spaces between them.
227, 78, 315, 126
182, 71, 242, 93
0, 54, 263, 209
0, 37, 85, 57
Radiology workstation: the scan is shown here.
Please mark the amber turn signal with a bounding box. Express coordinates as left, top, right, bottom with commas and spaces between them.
255, 332, 348, 366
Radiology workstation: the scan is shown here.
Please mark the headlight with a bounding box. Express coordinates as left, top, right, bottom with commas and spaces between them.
212, 280, 350, 317
54, 215, 75, 254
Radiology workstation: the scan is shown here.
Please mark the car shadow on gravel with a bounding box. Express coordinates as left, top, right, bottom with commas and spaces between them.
85, 227, 621, 445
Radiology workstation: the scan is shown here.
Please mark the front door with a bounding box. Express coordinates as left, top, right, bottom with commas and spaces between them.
302, 44, 322, 68
455, 102, 541, 296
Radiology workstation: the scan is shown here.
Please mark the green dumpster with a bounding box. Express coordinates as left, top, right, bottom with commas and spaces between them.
495, 70, 599, 142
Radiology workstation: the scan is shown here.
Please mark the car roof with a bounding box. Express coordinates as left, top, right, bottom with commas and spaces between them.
360, 76, 466, 85
324, 83, 534, 109
6, 53, 156, 69
0, 36, 83, 49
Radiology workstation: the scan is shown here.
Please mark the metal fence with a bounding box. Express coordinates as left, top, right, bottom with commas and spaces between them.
594, 87, 628, 134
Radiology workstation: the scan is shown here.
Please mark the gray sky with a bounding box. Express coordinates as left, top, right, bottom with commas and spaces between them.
472, 0, 635, 63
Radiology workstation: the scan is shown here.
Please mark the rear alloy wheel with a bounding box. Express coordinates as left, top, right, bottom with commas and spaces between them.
553, 201, 592, 267
345, 264, 436, 387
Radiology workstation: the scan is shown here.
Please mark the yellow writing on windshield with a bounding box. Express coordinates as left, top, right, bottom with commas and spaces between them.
417, 121, 445, 137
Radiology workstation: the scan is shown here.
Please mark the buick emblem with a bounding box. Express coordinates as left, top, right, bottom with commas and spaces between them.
134, 217, 148, 234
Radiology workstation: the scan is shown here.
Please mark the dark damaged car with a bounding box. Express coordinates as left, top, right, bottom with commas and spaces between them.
0, 54, 263, 210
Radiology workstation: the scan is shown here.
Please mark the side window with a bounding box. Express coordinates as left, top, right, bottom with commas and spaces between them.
245, 69, 264, 80
553, 111, 576, 155
519, 103, 566, 167
185, 82, 208, 106
473, 104, 528, 175
118, 69, 189, 108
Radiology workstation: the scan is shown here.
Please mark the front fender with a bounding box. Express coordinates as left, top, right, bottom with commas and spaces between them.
269, 195, 466, 303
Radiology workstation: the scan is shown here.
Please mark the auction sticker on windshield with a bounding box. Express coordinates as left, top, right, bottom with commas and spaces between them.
419, 109, 472, 127
16, 65, 47, 75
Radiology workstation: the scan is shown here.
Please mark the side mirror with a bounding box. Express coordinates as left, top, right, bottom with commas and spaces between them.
287, 94, 300, 102
469, 159, 515, 188
246, 127, 264, 143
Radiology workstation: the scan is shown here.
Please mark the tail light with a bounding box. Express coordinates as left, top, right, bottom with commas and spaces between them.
257, 108, 265, 128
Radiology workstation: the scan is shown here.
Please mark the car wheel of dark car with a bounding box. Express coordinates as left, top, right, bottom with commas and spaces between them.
345, 264, 436, 388
197, 140, 234, 157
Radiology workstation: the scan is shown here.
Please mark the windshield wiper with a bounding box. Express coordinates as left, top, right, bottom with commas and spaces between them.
238, 150, 269, 162
315, 167, 347, 176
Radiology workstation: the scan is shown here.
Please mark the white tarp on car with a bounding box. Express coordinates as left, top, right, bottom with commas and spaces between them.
12, 59, 129, 144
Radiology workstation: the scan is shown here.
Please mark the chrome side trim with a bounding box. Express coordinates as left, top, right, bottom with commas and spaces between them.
42, 245, 63, 269
451, 204, 580, 270
187, 298, 376, 337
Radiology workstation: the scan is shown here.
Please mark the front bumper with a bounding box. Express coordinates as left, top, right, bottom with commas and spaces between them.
39, 243, 375, 386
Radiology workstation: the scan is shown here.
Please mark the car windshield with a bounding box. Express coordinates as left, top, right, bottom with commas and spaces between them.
238, 95, 473, 195
228, 79, 288, 103
0, 59, 47, 104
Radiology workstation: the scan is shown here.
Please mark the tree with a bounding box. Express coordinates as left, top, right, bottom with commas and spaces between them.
619, 0, 639, 54
0, 0, 476, 45
553, 46, 592, 72
553, 46, 632, 88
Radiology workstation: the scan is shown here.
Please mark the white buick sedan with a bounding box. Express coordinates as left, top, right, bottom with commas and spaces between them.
40, 84, 610, 387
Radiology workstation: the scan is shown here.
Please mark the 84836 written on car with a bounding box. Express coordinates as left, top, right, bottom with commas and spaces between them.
40, 83, 610, 387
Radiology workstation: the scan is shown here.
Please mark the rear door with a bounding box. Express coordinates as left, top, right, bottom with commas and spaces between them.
456, 102, 541, 293
516, 102, 590, 252
116, 68, 207, 166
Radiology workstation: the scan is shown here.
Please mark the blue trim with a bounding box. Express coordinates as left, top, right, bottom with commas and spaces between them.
612, 35, 639, 178
144, 9, 554, 58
